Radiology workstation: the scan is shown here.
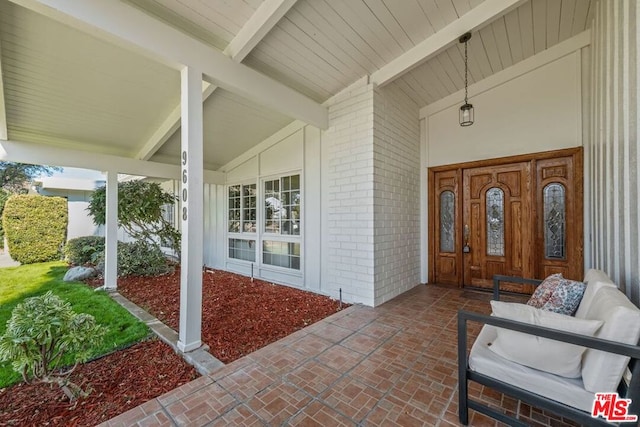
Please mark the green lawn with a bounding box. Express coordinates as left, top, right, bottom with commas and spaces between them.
0, 261, 150, 387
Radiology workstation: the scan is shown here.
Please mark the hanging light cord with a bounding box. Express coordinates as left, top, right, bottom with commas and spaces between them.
464, 38, 469, 105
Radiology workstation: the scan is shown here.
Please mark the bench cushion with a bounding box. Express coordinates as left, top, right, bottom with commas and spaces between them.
575, 269, 616, 319
489, 301, 603, 378
581, 287, 640, 392
470, 325, 595, 412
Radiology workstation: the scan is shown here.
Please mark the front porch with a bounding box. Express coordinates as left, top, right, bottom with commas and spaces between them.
102, 285, 576, 427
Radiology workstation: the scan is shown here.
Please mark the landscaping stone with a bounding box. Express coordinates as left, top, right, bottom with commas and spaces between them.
63, 266, 96, 282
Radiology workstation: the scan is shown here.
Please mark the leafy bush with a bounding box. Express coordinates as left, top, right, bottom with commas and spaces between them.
2, 195, 67, 264
87, 180, 180, 254
96, 240, 171, 277
0, 291, 106, 400
64, 236, 105, 265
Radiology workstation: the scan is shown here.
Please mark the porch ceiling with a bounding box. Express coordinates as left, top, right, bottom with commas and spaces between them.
0, 0, 593, 171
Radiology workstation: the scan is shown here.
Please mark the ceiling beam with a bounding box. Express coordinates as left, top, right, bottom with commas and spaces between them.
0, 139, 225, 184
0, 41, 8, 140
10, 0, 327, 129
371, 0, 527, 87
136, 0, 298, 161
136, 81, 215, 160
225, 0, 297, 60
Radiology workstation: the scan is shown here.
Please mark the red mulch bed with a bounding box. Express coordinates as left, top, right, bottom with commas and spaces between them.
0, 340, 197, 426
1, 268, 345, 426
103, 268, 346, 363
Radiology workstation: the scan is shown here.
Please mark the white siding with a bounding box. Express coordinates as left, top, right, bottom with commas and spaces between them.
223, 127, 306, 288
425, 52, 583, 167
587, 0, 639, 305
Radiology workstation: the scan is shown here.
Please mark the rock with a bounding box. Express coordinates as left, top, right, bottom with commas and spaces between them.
63, 266, 96, 282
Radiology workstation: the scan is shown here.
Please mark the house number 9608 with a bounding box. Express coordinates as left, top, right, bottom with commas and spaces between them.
182, 150, 187, 220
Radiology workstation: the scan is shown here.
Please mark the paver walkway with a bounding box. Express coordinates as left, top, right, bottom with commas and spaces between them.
101, 285, 576, 427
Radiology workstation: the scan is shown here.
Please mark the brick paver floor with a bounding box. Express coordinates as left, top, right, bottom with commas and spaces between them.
100, 285, 580, 426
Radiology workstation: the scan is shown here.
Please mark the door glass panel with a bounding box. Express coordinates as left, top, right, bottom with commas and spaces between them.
544, 183, 566, 259
439, 191, 455, 252
486, 188, 504, 256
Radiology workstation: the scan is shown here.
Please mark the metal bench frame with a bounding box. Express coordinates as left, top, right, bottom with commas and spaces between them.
458, 275, 640, 426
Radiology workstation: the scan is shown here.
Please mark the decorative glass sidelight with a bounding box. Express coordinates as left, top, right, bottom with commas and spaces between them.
440, 191, 455, 252
486, 188, 505, 256
544, 183, 566, 259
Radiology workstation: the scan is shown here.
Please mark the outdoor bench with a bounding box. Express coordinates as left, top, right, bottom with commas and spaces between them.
458, 271, 640, 426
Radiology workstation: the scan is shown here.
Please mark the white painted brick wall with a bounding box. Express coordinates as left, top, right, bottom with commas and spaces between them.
322, 82, 376, 306
372, 82, 421, 305
321, 80, 420, 306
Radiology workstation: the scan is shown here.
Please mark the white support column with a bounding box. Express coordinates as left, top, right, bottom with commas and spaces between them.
104, 170, 118, 289
177, 66, 203, 353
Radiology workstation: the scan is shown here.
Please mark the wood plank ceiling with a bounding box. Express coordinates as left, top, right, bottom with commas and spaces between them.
0, 0, 594, 170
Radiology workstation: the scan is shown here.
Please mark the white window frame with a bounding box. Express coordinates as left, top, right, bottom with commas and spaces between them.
225, 172, 303, 273
259, 172, 302, 272
226, 180, 258, 263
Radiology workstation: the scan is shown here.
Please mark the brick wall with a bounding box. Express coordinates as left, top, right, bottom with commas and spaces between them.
372, 83, 421, 305
322, 80, 421, 306
323, 81, 376, 305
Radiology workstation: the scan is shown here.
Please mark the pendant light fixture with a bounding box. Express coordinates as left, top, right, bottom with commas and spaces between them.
459, 32, 473, 127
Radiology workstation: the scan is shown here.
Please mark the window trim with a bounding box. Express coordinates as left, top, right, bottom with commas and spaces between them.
225, 171, 303, 275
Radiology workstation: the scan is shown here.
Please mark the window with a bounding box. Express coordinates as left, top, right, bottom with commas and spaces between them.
242, 184, 257, 232
264, 174, 300, 235
228, 183, 257, 262
229, 238, 256, 262
228, 185, 241, 233
486, 188, 505, 256
439, 191, 455, 253
543, 183, 566, 259
263, 241, 300, 270
226, 173, 302, 271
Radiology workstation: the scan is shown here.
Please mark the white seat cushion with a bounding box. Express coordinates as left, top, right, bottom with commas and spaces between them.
575, 270, 617, 319
581, 287, 640, 392
470, 325, 596, 412
489, 301, 603, 378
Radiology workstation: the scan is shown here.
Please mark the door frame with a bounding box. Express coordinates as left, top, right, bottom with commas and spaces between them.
428, 147, 583, 286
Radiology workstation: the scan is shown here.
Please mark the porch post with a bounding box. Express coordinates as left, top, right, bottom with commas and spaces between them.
104, 170, 118, 289
177, 66, 203, 352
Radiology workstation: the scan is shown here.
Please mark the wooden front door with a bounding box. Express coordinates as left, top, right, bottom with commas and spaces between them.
462, 162, 533, 290
429, 148, 583, 292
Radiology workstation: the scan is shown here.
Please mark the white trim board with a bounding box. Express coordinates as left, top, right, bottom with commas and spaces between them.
0, 41, 7, 140
0, 139, 225, 184
419, 30, 591, 119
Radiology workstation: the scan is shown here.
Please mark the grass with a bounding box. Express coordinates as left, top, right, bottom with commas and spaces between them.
0, 261, 150, 388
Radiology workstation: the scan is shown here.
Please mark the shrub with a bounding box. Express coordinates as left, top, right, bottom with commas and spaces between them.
96, 240, 171, 277
87, 180, 181, 254
2, 195, 68, 264
64, 236, 105, 265
0, 291, 106, 400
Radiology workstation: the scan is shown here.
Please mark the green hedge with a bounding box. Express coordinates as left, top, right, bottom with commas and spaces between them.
2, 195, 68, 264
64, 236, 105, 265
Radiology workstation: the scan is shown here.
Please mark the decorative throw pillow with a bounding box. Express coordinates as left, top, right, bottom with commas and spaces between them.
527, 273, 563, 308
541, 279, 586, 315
489, 301, 603, 378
